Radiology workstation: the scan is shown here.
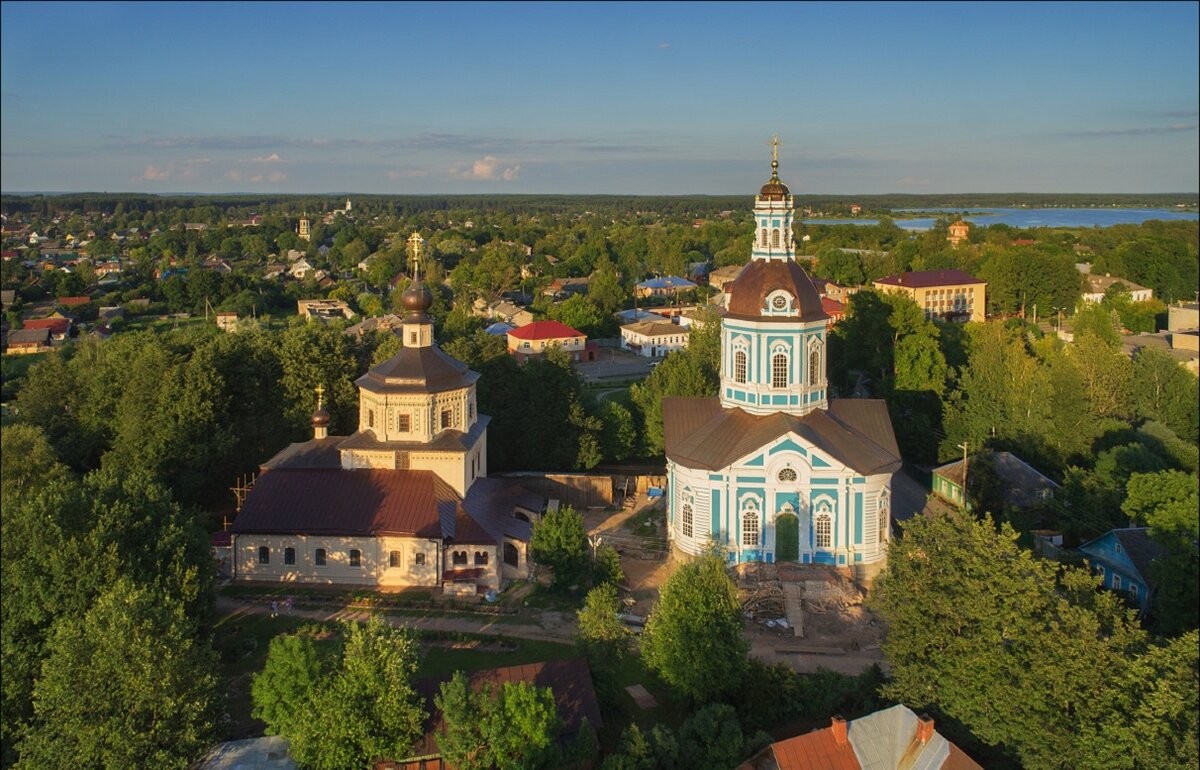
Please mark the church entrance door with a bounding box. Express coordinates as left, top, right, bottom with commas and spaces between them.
775, 513, 799, 562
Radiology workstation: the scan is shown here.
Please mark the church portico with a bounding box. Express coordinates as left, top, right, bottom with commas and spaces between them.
662, 144, 900, 583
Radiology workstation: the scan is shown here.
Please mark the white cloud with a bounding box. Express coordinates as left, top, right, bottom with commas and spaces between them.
246, 152, 284, 163
658, 42, 670, 49
137, 164, 172, 181
449, 155, 521, 181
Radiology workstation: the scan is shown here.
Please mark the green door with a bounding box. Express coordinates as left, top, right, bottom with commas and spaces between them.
776, 513, 799, 562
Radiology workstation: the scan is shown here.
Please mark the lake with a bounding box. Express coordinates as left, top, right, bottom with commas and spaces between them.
803, 207, 1199, 231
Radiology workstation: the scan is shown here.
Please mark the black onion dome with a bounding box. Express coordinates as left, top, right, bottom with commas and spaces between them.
310, 407, 331, 427
401, 277, 434, 320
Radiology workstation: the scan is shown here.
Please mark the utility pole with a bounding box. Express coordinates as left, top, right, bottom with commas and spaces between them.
957, 441, 969, 498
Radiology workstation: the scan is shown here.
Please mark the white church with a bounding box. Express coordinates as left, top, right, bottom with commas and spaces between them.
663, 145, 901, 581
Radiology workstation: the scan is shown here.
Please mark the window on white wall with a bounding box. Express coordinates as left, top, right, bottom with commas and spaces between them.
815, 514, 832, 548
734, 350, 748, 384
284, 547, 295, 565
389, 550, 402, 568
258, 546, 269, 565
349, 549, 361, 567
878, 491, 889, 543
760, 228, 768, 247
778, 467, 797, 483
682, 503, 694, 538
808, 347, 821, 385
772, 352, 789, 388
315, 548, 326, 566
771, 228, 780, 247
741, 499, 760, 547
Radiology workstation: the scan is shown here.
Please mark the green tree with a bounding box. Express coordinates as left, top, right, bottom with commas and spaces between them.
288, 617, 426, 770
597, 400, 638, 462
251, 632, 331, 737
813, 244, 866, 286
547, 294, 609, 338
530, 504, 590, 592
1073, 302, 1122, 347
1122, 471, 1200, 634
576, 583, 631, 704
15, 580, 218, 770
435, 673, 563, 770
1076, 631, 1199, 770
587, 252, 626, 315
642, 554, 748, 703
870, 510, 1148, 770
1130, 348, 1199, 443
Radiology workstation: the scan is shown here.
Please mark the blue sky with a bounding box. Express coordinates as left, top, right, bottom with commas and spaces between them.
2, 1, 1197, 194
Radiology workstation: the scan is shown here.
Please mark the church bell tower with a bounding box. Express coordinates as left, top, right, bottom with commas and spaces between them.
751, 135, 795, 262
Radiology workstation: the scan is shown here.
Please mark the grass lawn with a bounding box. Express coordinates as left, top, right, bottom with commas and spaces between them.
497, 581, 584, 612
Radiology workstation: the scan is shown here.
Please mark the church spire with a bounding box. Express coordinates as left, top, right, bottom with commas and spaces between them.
400, 232, 435, 348
311, 383, 330, 439
751, 135, 795, 262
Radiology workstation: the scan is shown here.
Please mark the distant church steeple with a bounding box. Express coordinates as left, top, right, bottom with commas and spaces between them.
751, 135, 795, 262
298, 214, 312, 242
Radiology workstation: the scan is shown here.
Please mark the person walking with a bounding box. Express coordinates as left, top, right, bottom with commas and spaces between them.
270, 600, 278, 618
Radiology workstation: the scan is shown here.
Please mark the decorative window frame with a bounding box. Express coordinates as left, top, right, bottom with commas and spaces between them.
770, 342, 790, 388
680, 488, 695, 539
878, 489, 890, 544
814, 512, 833, 549
739, 494, 761, 547
764, 290, 795, 317
807, 335, 824, 386
732, 345, 749, 384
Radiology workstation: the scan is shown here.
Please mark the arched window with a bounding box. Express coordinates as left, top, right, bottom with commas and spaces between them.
771, 228, 780, 247
503, 542, 519, 567
815, 514, 832, 548
315, 548, 326, 566
349, 549, 361, 567
760, 228, 768, 247
741, 498, 760, 547
389, 550, 402, 568
808, 347, 821, 384
414, 552, 426, 566
452, 550, 468, 566
284, 547, 296, 566
772, 351, 789, 388
681, 503, 694, 538
778, 467, 797, 483
734, 350, 748, 384
258, 546, 270, 565
368, 410, 375, 429
878, 491, 889, 544
474, 551, 489, 566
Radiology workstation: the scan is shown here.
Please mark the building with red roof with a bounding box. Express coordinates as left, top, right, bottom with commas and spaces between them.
506, 319, 588, 363
230, 235, 544, 594
22, 317, 72, 343
873, 270, 987, 322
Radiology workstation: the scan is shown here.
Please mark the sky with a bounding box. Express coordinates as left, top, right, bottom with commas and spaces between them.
1, 1, 1197, 195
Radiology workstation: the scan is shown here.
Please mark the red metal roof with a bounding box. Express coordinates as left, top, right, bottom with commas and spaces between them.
874, 270, 984, 289
506, 320, 584, 341
57, 296, 91, 306
768, 728, 860, 770
821, 297, 844, 316
23, 318, 70, 334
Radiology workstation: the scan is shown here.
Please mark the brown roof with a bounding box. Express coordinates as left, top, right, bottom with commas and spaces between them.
622, 320, 687, 337
462, 477, 540, 542
762, 728, 859, 770
1112, 528, 1167, 582
663, 398, 901, 475
726, 259, 828, 323
260, 437, 346, 470
357, 344, 479, 395
231, 468, 459, 539
874, 270, 985, 289
57, 295, 91, 306
407, 658, 602, 760
7, 328, 50, 345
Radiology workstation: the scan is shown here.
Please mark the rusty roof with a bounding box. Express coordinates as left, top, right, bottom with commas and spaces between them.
763, 728, 859, 770
726, 259, 828, 323
231, 468, 458, 539
409, 658, 602, 760
663, 398, 901, 475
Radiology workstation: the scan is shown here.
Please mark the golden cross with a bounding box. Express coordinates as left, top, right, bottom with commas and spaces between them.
770, 134, 781, 164
315, 383, 325, 410
407, 232, 424, 280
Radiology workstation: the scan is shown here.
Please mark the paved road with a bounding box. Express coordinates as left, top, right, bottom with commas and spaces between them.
215, 596, 577, 643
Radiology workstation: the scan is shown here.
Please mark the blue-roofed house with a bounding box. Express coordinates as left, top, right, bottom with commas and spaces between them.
1077, 527, 1165, 613
636, 275, 697, 298
614, 308, 669, 324
484, 321, 516, 335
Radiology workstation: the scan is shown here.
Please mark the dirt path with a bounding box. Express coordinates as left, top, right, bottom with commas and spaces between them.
215, 596, 577, 643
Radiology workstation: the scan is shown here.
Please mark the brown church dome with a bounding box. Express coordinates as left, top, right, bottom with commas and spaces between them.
401, 277, 434, 320
725, 259, 828, 323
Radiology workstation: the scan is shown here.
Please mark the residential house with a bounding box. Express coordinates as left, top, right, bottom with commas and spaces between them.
98, 306, 124, 323
1168, 302, 1199, 332
56, 296, 92, 310
0, 289, 15, 309
484, 321, 515, 335
932, 451, 1058, 510
709, 263, 746, 293
215, 312, 240, 332
386, 658, 602, 770
1078, 528, 1166, 614
507, 320, 588, 363
290, 259, 316, 279
739, 706, 982, 770
484, 300, 534, 328
203, 257, 234, 274
263, 263, 286, 280
344, 314, 404, 340
621, 319, 690, 357
874, 270, 987, 322
821, 296, 845, 328
95, 261, 122, 278
22, 317, 71, 345
810, 277, 859, 304
542, 276, 591, 300
297, 299, 354, 321
615, 308, 668, 324
1082, 273, 1154, 304
5, 327, 51, 355
636, 275, 697, 298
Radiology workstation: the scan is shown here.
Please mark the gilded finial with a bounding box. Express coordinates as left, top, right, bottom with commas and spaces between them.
407, 232, 425, 281
770, 134, 781, 176
315, 383, 325, 410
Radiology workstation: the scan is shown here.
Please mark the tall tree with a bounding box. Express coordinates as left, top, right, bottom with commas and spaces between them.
642, 554, 748, 703
15, 580, 218, 770
530, 504, 591, 592
435, 673, 563, 770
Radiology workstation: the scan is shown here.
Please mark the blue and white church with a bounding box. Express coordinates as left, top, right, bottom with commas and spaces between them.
662, 146, 901, 580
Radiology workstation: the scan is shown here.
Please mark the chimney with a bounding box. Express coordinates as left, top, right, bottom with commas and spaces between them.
916, 714, 935, 745
831, 715, 848, 745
